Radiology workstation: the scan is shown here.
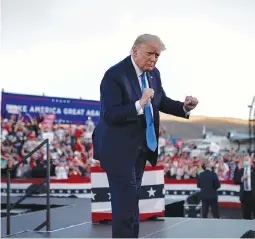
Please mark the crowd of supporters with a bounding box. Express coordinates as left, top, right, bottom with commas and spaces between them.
1, 114, 254, 180
157, 127, 254, 181
1, 113, 97, 179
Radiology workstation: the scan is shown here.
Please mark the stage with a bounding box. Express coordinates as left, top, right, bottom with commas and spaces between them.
1, 196, 254, 238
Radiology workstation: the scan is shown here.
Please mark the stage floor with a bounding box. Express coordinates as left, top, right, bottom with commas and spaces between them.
1, 196, 254, 238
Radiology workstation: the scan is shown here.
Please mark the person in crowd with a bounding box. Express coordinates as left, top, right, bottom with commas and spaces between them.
234, 156, 255, 220
197, 157, 221, 218
214, 155, 230, 180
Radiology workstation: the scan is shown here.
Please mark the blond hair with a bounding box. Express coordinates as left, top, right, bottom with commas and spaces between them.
131, 34, 166, 52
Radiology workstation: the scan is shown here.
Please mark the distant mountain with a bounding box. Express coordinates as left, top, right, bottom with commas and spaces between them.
160, 114, 248, 139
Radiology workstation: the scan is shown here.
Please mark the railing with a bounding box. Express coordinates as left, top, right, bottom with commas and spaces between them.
6, 139, 51, 236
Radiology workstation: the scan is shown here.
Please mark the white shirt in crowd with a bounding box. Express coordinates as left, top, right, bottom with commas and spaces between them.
215, 162, 230, 180
85, 119, 95, 133
243, 166, 251, 191
131, 56, 154, 116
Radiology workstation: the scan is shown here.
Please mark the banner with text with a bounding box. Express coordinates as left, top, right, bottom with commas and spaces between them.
1, 92, 100, 124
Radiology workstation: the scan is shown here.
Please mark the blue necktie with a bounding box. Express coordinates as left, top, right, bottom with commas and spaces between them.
141, 72, 157, 152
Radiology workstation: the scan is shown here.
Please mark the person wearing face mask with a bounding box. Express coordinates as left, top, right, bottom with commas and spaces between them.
92, 34, 199, 238
197, 158, 221, 218
234, 156, 255, 220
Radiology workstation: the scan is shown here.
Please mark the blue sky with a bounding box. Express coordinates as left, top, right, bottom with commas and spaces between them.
0, 0, 255, 119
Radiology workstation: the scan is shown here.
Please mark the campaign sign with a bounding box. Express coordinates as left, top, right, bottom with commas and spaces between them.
1, 92, 100, 124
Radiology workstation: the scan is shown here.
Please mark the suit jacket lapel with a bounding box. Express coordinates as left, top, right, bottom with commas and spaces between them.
130, 74, 142, 100
125, 56, 142, 100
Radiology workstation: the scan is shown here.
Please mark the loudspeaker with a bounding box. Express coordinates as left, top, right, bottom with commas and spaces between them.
186, 191, 200, 205
240, 230, 255, 238
165, 200, 184, 217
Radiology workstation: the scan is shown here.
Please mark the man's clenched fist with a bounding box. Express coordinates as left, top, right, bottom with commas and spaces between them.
139, 88, 154, 107
184, 96, 198, 112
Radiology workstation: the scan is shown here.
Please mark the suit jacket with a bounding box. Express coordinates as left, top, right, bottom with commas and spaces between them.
234, 166, 255, 202
197, 170, 221, 200
92, 56, 188, 171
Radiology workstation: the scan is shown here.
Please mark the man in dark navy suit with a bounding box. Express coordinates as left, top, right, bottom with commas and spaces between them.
197, 158, 221, 218
234, 156, 255, 220
92, 34, 199, 238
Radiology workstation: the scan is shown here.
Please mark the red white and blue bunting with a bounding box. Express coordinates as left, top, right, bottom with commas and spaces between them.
90, 166, 165, 222
1, 167, 241, 211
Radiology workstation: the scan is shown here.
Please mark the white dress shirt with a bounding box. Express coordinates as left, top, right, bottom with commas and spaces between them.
243, 166, 251, 191
130, 56, 189, 117
131, 56, 154, 116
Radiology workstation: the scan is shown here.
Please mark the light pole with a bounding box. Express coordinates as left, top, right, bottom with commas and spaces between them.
248, 96, 255, 153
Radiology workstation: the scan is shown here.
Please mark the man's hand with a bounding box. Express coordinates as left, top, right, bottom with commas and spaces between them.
241, 175, 248, 182
184, 96, 198, 112
139, 88, 154, 108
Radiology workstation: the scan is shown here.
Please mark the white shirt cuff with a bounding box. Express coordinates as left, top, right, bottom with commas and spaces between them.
135, 100, 144, 115
183, 106, 190, 116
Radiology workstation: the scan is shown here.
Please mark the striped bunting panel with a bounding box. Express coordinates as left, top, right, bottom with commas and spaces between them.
90, 166, 165, 222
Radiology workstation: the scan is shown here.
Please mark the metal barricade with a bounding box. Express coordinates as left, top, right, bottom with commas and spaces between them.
6, 139, 51, 235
